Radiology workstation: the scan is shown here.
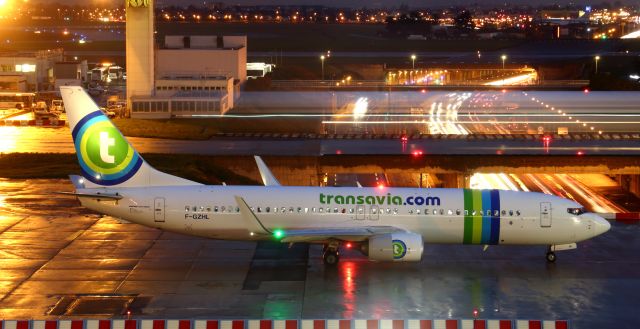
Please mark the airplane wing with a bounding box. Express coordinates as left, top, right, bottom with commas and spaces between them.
234, 195, 405, 243
279, 226, 404, 243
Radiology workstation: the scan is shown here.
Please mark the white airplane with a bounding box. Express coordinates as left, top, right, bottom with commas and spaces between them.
59, 86, 610, 265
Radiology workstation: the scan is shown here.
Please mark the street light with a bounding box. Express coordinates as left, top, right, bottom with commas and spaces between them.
320, 55, 325, 80
595, 55, 600, 74
501, 54, 507, 69
411, 54, 416, 69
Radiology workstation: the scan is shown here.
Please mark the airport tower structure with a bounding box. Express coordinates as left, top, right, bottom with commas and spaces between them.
125, 0, 155, 113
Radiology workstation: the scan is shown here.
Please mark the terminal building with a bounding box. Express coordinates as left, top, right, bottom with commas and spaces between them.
0, 49, 63, 92
126, 1, 245, 118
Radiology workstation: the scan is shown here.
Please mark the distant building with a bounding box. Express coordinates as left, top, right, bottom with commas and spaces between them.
125, 1, 246, 118
54, 60, 88, 89
157, 35, 247, 82
0, 48, 63, 91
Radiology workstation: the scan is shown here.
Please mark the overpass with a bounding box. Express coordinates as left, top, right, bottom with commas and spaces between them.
198, 153, 640, 198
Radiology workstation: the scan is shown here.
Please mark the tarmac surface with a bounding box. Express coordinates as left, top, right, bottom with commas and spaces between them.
0, 179, 639, 329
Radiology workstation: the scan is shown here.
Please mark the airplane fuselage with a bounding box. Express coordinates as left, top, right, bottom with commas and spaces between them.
78, 185, 604, 246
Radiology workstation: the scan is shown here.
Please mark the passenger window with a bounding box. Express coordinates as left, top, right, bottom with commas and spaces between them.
206, 207, 211, 212
393, 208, 398, 215
214, 206, 218, 212
516, 210, 521, 216
298, 207, 302, 213
342, 208, 346, 213
266, 207, 270, 213
350, 208, 355, 214
289, 207, 294, 213
334, 208, 338, 213
319, 207, 324, 213
235, 207, 240, 212
221, 206, 226, 212
494, 210, 499, 216
440, 209, 444, 215
192, 206, 197, 212
409, 209, 413, 214
326, 207, 331, 213
200, 206, 204, 211
185, 206, 190, 212
281, 207, 286, 213
386, 208, 391, 214
501, 210, 506, 216
433, 209, 437, 215
456, 209, 461, 215
447, 209, 453, 215
465, 210, 469, 216
312, 207, 316, 212
257, 207, 262, 213
416, 209, 421, 214
486, 210, 491, 216
424, 208, 429, 215
472, 210, 476, 216
509, 210, 514, 216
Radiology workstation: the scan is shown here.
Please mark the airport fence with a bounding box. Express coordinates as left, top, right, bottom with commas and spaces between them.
0, 319, 571, 329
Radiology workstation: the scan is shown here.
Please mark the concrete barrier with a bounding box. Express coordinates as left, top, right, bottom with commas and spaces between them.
2, 319, 572, 329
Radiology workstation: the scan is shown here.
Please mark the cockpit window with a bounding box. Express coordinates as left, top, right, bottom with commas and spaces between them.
567, 207, 587, 215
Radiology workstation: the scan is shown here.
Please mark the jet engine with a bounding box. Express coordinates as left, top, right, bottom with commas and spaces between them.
360, 232, 424, 262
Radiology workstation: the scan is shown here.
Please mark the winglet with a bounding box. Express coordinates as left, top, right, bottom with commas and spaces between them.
234, 196, 272, 235
254, 156, 280, 186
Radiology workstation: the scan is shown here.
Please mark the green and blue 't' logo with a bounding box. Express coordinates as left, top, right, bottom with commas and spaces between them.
392, 240, 407, 259
72, 111, 142, 185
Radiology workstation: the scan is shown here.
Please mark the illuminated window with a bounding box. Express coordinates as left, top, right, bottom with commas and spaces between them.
15, 64, 36, 72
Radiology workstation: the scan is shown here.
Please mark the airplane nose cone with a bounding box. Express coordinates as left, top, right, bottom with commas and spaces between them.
591, 215, 611, 237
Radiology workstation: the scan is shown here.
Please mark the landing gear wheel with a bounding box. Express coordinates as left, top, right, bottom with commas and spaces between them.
323, 250, 340, 266
546, 251, 556, 263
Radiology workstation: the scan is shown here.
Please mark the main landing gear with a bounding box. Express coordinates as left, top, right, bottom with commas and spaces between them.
546, 250, 557, 263
322, 240, 341, 266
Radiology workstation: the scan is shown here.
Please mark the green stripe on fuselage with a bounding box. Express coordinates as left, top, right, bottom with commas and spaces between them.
472, 189, 483, 244
463, 189, 473, 244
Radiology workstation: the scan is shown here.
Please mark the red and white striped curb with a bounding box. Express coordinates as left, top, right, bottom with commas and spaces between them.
600, 213, 640, 222
0, 119, 66, 127
1, 319, 571, 329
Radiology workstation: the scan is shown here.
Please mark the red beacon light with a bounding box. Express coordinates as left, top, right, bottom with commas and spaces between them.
583, 88, 590, 93
345, 242, 352, 249
400, 135, 408, 142
577, 151, 585, 156
377, 183, 385, 190
412, 150, 423, 156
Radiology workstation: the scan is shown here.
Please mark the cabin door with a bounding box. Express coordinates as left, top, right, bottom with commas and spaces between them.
154, 198, 165, 223
540, 202, 552, 227
356, 205, 365, 220
369, 205, 380, 221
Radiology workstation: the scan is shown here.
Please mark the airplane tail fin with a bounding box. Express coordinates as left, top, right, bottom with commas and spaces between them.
60, 86, 200, 188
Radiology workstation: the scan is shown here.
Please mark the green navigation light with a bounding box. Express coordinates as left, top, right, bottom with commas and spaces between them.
273, 229, 284, 239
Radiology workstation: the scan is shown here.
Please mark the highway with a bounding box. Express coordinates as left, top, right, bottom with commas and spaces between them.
471, 173, 628, 213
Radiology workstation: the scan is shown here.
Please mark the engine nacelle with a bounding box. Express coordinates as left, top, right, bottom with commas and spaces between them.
362, 232, 424, 262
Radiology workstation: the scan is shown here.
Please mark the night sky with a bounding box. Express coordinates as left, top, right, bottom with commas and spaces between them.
53, 0, 616, 8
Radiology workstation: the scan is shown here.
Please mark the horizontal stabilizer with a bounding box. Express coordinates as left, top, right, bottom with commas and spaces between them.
55, 191, 123, 200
